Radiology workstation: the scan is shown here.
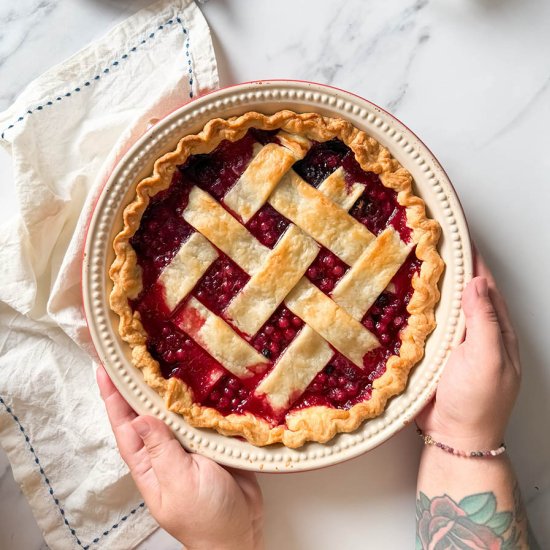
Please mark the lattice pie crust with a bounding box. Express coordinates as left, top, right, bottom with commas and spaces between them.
110, 111, 443, 448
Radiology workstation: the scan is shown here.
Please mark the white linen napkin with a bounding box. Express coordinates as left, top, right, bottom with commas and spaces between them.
0, 0, 218, 548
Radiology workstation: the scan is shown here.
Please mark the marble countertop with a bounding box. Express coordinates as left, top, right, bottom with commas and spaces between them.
1, 0, 549, 548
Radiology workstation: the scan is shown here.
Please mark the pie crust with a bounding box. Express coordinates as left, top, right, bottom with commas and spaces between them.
109, 110, 444, 448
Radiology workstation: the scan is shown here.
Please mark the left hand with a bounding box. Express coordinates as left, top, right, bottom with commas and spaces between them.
416, 253, 521, 451
97, 366, 263, 550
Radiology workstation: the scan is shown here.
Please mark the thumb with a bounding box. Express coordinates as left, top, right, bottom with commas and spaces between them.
462, 277, 503, 362
132, 416, 193, 488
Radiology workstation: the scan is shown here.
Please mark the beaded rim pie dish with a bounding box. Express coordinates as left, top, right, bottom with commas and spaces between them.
83, 81, 472, 471
109, 110, 443, 448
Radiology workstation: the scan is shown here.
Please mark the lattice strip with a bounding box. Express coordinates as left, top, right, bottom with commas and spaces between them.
158, 233, 218, 311
225, 225, 319, 335
254, 326, 333, 411
224, 133, 310, 223
268, 170, 375, 265
276, 131, 311, 157
174, 297, 269, 379
285, 279, 379, 367
331, 227, 413, 320
317, 167, 365, 211
183, 187, 269, 274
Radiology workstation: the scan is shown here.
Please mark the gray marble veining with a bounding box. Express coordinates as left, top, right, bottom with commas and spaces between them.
0, 1, 60, 103
240, 0, 437, 121
485, 70, 550, 143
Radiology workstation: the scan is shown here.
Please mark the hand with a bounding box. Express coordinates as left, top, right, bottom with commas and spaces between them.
96, 366, 263, 550
416, 253, 521, 450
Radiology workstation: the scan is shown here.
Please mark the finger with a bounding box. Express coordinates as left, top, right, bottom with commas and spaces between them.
474, 254, 513, 333
96, 366, 144, 465
474, 254, 520, 371
462, 277, 504, 368
132, 416, 194, 490
97, 366, 138, 430
97, 369, 163, 506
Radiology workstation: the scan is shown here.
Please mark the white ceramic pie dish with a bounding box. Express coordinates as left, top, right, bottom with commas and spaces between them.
82, 80, 472, 473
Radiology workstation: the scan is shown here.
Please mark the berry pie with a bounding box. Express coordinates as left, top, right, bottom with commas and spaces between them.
110, 110, 444, 448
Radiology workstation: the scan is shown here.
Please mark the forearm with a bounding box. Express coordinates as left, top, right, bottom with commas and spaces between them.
416, 446, 529, 549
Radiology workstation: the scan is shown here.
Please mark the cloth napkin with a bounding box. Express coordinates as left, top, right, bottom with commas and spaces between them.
0, 0, 218, 548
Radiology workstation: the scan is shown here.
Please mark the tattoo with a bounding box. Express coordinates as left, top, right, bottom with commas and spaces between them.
415, 486, 529, 549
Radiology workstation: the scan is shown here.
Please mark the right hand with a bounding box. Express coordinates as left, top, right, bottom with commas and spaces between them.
416, 254, 521, 450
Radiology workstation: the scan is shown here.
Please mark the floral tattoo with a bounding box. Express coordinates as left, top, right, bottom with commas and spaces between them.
416, 485, 528, 549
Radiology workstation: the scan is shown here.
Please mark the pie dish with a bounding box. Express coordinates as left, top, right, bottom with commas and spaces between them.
109, 109, 444, 448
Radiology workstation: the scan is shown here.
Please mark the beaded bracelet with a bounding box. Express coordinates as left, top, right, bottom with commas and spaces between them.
416, 426, 506, 458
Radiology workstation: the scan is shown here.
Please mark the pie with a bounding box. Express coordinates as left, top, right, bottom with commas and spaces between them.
110, 110, 444, 448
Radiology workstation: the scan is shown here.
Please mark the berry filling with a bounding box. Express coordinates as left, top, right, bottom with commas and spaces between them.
130, 170, 194, 289
294, 355, 373, 410
246, 204, 290, 248
205, 375, 248, 412
193, 256, 249, 316
129, 130, 422, 426
306, 248, 349, 293
144, 321, 226, 402
178, 132, 256, 200
251, 306, 304, 361
361, 249, 421, 372
293, 139, 349, 186
249, 128, 280, 145
344, 147, 405, 238
203, 373, 284, 425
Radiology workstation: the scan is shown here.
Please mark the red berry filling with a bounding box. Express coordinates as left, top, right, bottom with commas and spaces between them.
246, 204, 290, 248
145, 322, 226, 401
293, 139, 349, 187
251, 306, 304, 361
361, 249, 421, 369
179, 132, 256, 201
203, 373, 283, 425
204, 374, 250, 412
193, 256, 249, 316
129, 130, 422, 426
248, 128, 280, 145
306, 247, 349, 293
130, 170, 194, 289
345, 147, 405, 238
388, 208, 412, 242
293, 355, 373, 410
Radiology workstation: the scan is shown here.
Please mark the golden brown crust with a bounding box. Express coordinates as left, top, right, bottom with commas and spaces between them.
109, 110, 444, 448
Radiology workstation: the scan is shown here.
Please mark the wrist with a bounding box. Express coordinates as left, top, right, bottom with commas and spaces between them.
419, 428, 505, 454
416, 413, 506, 452
418, 442, 512, 497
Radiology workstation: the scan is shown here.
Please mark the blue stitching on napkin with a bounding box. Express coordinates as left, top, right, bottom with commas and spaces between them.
177, 17, 195, 97
0, 396, 146, 548
1, 15, 195, 140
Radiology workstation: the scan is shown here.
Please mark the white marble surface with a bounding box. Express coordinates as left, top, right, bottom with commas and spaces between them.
1, 0, 549, 548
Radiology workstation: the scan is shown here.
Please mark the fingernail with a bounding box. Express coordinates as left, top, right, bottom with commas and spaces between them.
475, 277, 488, 297
132, 418, 151, 437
